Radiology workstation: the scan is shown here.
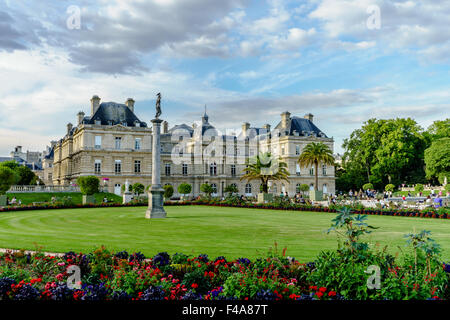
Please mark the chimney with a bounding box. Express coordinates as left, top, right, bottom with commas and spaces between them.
77, 111, 85, 125
163, 121, 168, 133
125, 98, 135, 113
242, 122, 250, 136
304, 113, 314, 122
262, 124, 271, 134
67, 123, 73, 135
281, 111, 291, 129
192, 123, 197, 129
90, 95, 101, 116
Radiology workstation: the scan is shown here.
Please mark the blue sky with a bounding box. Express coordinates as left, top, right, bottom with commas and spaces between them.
0, 0, 449, 155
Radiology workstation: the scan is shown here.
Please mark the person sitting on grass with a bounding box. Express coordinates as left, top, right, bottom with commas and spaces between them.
103, 197, 108, 203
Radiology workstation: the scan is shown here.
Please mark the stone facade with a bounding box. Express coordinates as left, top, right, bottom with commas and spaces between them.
51, 96, 335, 197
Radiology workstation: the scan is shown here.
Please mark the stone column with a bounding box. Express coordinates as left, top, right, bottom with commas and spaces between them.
146, 119, 167, 219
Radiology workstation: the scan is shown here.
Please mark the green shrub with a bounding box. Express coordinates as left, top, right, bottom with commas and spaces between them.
178, 183, 192, 196
414, 184, 424, 193
77, 176, 100, 195
385, 184, 395, 192
362, 183, 374, 191
200, 183, 213, 198
0, 166, 16, 195
132, 183, 145, 196
163, 185, 174, 199
300, 184, 310, 193
445, 184, 450, 194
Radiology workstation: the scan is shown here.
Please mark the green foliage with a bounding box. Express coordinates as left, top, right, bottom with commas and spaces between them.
424, 138, 450, 182
0, 166, 16, 195
132, 183, 145, 196
241, 152, 289, 193
163, 185, 174, 199
445, 184, 450, 193
298, 142, 334, 191
77, 176, 100, 195
414, 184, 424, 193
224, 184, 238, 196
342, 118, 428, 189
0, 160, 19, 170
385, 184, 395, 192
15, 166, 35, 185
427, 119, 450, 140
362, 183, 373, 191
200, 183, 213, 197
299, 184, 310, 193
177, 183, 192, 196
121, 184, 132, 193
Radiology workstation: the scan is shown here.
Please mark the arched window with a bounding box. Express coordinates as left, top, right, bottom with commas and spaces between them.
210, 162, 217, 176
322, 165, 327, 176
245, 183, 252, 195
309, 183, 314, 191
296, 183, 301, 193
211, 183, 218, 195
323, 184, 328, 194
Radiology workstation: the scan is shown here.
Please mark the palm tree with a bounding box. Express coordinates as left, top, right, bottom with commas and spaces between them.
298, 142, 335, 191
240, 152, 289, 193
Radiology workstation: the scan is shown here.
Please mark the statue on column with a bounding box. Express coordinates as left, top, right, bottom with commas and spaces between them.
155, 93, 162, 119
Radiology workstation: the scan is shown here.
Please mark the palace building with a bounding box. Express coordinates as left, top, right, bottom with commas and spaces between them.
50, 95, 335, 197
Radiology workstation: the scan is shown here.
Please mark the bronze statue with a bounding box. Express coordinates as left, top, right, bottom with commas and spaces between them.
155, 93, 161, 119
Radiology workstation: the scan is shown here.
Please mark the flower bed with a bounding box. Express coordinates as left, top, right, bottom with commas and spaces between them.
1, 199, 448, 220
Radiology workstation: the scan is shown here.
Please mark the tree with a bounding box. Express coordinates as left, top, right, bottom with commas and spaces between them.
15, 166, 35, 185
424, 137, 450, 183
200, 183, 213, 198
0, 160, 19, 171
0, 167, 16, 195
426, 119, 450, 140
224, 184, 238, 197
342, 118, 428, 188
132, 183, 145, 197
362, 183, 373, 191
178, 183, 192, 197
163, 185, 174, 199
77, 176, 99, 195
385, 184, 395, 192
414, 184, 424, 193
298, 142, 335, 191
241, 152, 289, 193
299, 184, 310, 195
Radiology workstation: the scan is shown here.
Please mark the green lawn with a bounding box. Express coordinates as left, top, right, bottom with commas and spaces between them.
5, 192, 122, 205
0, 205, 449, 261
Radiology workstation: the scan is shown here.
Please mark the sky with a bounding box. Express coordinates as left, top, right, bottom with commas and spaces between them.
0, 0, 449, 156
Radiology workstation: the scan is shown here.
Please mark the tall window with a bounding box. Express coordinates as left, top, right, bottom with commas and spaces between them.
134, 160, 141, 173
245, 183, 252, 194
296, 183, 301, 193
95, 136, 102, 149
115, 137, 122, 150
165, 163, 171, 176
135, 138, 141, 150
115, 160, 121, 174
94, 160, 101, 174
296, 163, 301, 176
309, 167, 314, 176
231, 164, 236, 177
322, 165, 327, 176
210, 162, 217, 176
295, 145, 300, 155
182, 163, 188, 176
211, 183, 218, 195
281, 145, 285, 155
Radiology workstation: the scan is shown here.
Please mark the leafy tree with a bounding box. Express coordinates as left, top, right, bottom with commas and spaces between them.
224, 184, 238, 197
299, 184, 310, 194
0, 167, 16, 195
342, 118, 428, 188
77, 176, 100, 195
362, 183, 373, 191
385, 184, 395, 192
178, 183, 192, 197
0, 160, 19, 171
240, 152, 289, 193
132, 183, 145, 196
163, 185, 174, 199
15, 166, 35, 185
426, 119, 450, 140
424, 137, 450, 183
298, 142, 334, 191
200, 183, 213, 198
445, 184, 450, 194
414, 183, 424, 193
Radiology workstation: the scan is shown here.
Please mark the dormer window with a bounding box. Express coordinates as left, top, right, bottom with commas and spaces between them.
108, 120, 113, 126
95, 120, 101, 125
135, 121, 141, 127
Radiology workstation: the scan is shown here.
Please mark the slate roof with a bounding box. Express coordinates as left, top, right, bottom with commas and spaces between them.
168, 124, 194, 137
44, 147, 54, 160
275, 116, 327, 138
84, 102, 147, 127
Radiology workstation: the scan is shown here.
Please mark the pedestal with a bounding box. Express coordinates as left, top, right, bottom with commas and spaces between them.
257, 193, 273, 204
82, 195, 96, 205
0, 195, 7, 206
146, 118, 167, 219
309, 190, 323, 201
146, 188, 166, 218
123, 191, 133, 204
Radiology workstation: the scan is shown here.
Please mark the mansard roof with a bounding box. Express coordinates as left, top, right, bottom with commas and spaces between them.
85, 102, 147, 127
275, 116, 328, 138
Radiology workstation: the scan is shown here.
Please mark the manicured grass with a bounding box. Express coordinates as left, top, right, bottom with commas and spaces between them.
0, 206, 449, 261
5, 192, 122, 205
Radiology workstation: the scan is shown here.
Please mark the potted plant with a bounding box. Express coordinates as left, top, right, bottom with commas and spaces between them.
77, 176, 99, 205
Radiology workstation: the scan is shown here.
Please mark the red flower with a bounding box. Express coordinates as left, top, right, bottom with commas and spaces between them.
319, 287, 327, 293
315, 291, 323, 298
191, 283, 198, 289
328, 291, 336, 297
